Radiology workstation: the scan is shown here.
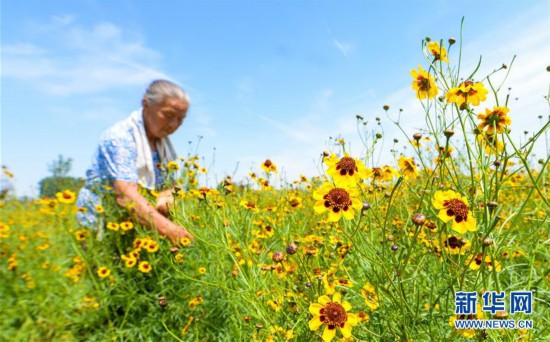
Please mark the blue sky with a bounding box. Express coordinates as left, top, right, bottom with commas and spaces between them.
1, 0, 549, 196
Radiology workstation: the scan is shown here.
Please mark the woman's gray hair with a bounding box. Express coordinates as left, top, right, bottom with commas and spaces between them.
143, 80, 190, 105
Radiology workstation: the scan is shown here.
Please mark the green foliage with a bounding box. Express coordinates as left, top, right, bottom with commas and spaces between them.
48, 155, 73, 178
38, 176, 85, 198
38, 154, 84, 198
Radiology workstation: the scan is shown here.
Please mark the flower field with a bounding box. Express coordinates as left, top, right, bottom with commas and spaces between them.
1, 32, 549, 341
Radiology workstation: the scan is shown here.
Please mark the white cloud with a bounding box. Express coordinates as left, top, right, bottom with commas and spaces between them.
1, 16, 169, 96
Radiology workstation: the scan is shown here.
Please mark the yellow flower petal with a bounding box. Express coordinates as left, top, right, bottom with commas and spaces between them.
318, 295, 331, 306
437, 210, 453, 223
308, 316, 323, 331
332, 292, 342, 303
322, 326, 336, 342
342, 300, 352, 312
340, 322, 353, 338
347, 312, 359, 326
309, 303, 324, 316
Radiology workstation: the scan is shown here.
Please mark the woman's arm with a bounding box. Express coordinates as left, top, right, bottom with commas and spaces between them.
113, 180, 193, 244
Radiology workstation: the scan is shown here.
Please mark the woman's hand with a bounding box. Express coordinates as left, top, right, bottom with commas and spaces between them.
164, 222, 194, 245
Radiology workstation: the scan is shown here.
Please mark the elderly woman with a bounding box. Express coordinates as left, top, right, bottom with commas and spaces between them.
76, 80, 193, 244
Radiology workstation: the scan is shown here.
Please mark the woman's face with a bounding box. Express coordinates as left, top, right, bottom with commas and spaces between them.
143, 96, 189, 141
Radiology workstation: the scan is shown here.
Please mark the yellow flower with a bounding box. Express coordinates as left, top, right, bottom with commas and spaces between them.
138, 261, 152, 273
360, 283, 380, 311
308, 292, 358, 342
466, 253, 502, 272
167, 161, 180, 172
198, 267, 206, 274
449, 305, 484, 338
179, 237, 191, 247
97, 266, 111, 278
371, 165, 398, 182
477, 133, 504, 155
432, 190, 477, 234
239, 199, 260, 213
324, 153, 371, 187
313, 182, 362, 222
95, 205, 105, 214
106, 222, 119, 231
261, 159, 278, 174
145, 240, 159, 253
56, 190, 76, 204
397, 156, 419, 179
188, 294, 204, 310
434, 146, 454, 164
427, 41, 449, 62
477, 106, 511, 134
410, 65, 438, 99
74, 229, 88, 241
441, 234, 472, 255
124, 258, 137, 268
120, 221, 134, 231
446, 81, 488, 107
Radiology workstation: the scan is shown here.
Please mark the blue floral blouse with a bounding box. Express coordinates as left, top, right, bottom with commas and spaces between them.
76, 112, 164, 229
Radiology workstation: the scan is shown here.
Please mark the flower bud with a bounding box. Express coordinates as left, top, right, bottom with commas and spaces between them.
493, 160, 502, 167
286, 243, 297, 255
443, 129, 455, 138
391, 245, 399, 251
383, 105, 390, 111
413, 133, 422, 141
362, 202, 371, 211
158, 296, 168, 308
376, 133, 383, 139
356, 114, 364, 120
412, 213, 427, 226
487, 201, 498, 209
448, 37, 456, 45
272, 251, 285, 263
322, 151, 329, 157
483, 238, 494, 247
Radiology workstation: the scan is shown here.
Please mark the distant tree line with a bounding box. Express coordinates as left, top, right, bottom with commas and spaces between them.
39, 155, 85, 198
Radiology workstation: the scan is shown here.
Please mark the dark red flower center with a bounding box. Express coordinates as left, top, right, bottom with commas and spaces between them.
319, 302, 348, 328
445, 236, 466, 249
323, 188, 352, 213
417, 76, 431, 91
443, 198, 469, 223
336, 157, 358, 176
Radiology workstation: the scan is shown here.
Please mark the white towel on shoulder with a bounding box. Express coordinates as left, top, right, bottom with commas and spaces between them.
128, 109, 177, 190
